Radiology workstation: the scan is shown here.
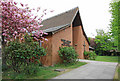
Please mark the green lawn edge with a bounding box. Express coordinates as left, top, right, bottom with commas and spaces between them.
2, 62, 87, 79
113, 64, 120, 81
95, 56, 119, 63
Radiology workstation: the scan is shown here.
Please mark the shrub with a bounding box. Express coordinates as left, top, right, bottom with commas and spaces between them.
58, 47, 78, 64
4, 35, 47, 74
84, 51, 97, 60
23, 63, 40, 75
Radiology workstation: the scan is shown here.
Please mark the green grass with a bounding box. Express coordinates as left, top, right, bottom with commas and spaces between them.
2, 62, 86, 79
118, 65, 120, 80
95, 56, 119, 62
113, 64, 120, 81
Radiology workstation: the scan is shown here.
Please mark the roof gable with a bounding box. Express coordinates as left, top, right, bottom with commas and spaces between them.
41, 7, 90, 45
72, 11, 90, 45
41, 7, 78, 30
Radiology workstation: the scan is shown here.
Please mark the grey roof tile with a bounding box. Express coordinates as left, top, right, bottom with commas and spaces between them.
41, 7, 78, 30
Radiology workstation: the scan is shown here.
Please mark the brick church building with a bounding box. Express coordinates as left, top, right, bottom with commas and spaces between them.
40, 7, 90, 66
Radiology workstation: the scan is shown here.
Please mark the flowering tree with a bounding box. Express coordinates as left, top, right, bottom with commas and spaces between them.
1, 0, 54, 72
1, 0, 53, 42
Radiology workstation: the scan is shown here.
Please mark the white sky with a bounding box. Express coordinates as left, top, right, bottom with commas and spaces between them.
16, 0, 112, 38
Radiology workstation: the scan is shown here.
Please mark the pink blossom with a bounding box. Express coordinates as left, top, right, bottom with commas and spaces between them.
38, 20, 42, 24
24, 28, 27, 32
29, 10, 32, 12
34, 37, 38, 41
40, 34, 43, 36
40, 30, 43, 33
37, 9, 40, 12
16, 35, 19, 37
41, 15, 44, 18
34, 26, 38, 29
44, 13, 46, 15
14, 31, 17, 34
2, 33, 7, 36
4, 40, 7, 42
25, 4, 28, 6
1, 1, 52, 42
44, 32, 48, 35
20, 28, 26, 32
38, 25, 43, 27
41, 37, 44, 39
26, 7, 29, 10
33, 8, 35, 10
6, 26, 9, 28
34, 16, 37, 19
35, 34, 39, 38
37, 7, 40, 12
20, 3, 24, 7
0, 23, 2, 27
45, 38, 48, 41
10, 39, 13, 41
12, 34, 15, 36
50, 10, 54, 12
21, 38, 23, 40
17, 28, 21, 30
43, 9, 47, 12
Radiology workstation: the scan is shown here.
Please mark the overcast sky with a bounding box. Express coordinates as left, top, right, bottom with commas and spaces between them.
16, 0, 112, 38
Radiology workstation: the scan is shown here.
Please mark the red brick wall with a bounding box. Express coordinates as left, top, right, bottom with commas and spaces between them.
73, 26, 83, 59
51, 26, 73, 65
73, 25, 89, 59
42, 25, 89, 66
81, 26, 89, 56
40, 36, 52, 66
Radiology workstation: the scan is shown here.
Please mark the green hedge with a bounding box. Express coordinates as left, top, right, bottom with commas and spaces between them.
84, 51, 97, 60
4, 34, 47, 75
58, 47, 78, 64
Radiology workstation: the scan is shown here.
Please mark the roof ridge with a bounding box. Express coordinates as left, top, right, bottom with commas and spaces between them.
42, 7, 79, 22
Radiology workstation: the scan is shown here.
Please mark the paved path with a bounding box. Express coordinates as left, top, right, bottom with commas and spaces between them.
53, 59, 118, 79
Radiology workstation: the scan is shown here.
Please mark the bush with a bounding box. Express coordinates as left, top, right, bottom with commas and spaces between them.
84, 51, 97, 60
58, 47, 78, 64
23, 63, 40, 75
4, 34, 47, 74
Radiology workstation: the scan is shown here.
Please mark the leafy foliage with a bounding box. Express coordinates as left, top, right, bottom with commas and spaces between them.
84, 51, 97, 60
95, 29, 114, 55
109, 1, 120, 51
4, 35, 46, 74
58, 47, 78, 64
23, 63, 40, 75
1, 0, 51, 70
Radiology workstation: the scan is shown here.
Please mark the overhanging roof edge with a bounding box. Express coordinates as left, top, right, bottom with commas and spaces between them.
43, 23, 70, 33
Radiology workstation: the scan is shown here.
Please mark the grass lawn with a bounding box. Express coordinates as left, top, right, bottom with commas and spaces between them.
113, 64, 120, 81
2, 62, 86, 79
95, 56, 119, 62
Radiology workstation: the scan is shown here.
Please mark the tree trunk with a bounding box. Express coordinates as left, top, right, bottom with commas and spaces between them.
2, 35, 7, 70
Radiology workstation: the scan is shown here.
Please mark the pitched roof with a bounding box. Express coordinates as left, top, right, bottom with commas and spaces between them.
41, 7, 90, 45
41, 7, 78, 31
